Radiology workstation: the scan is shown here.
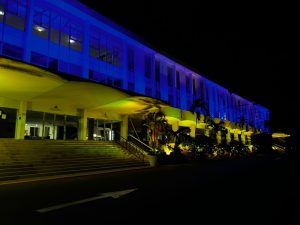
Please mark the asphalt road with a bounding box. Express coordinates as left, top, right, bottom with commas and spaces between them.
0, 156, 299, 225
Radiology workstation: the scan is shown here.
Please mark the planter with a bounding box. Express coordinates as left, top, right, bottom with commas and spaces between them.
148, 154, 158, 167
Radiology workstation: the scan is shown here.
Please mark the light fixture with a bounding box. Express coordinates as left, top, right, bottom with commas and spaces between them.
0, 10, 4, 16
50, 105, 61, 111
69, 39, 75, 44
34, 25, 45, 32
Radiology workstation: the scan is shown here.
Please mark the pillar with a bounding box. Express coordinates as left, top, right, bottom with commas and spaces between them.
15, 101, 27, 139
247, 134, 252, 145
216, 131, 222, 144
226, 129, 231, 144
120, 115, 128, 138
171, 121, 179, 132
190, 125, 196, 138
241, 132, 246, 145
78, 109, 87, 140
234, 131, 239, 141
204, 127, 210, 137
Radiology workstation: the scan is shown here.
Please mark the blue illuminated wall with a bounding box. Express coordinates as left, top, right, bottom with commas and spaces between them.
0, 0, 270, 132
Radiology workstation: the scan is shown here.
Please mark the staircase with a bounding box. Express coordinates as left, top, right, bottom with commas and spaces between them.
0, 139, 149, 183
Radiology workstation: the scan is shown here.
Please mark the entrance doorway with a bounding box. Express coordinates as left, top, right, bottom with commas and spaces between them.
25, 111, 79, 140
0, 107, 17, 138
87, 119, 120, 141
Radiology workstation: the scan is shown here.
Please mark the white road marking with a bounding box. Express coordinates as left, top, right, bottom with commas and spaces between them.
37, 188, 138, 213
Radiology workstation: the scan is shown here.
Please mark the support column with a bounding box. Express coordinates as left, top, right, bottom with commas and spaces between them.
204, 127, 210, 137
120, 115, 128, 138
247, 134, 252, 145
226, 129, 231, 144
216, 131, 222, 144
241, 132, 246, 144
78, 109, 87, 140
171, 121, 179, 132
15, 101, 27, 139
190, 125, 196, 138
234, 131, 239, 141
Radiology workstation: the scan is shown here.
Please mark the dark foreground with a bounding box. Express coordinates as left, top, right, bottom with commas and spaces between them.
0, 155, 299, 225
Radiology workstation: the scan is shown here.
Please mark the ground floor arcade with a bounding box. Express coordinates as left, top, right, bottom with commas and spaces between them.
0, 57, 253, 144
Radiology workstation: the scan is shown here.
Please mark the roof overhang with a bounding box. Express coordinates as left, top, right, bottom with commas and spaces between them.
0, 57, 168, 115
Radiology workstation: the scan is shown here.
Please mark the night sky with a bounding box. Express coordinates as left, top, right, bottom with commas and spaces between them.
79, 1, 297, 135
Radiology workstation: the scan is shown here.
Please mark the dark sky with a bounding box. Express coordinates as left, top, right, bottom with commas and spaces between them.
79, 1, 297, 134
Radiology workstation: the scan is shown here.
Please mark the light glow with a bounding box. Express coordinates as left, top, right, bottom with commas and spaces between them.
34, 25, 45, 32
0, 10, 4, 16
69, 39, 75, 44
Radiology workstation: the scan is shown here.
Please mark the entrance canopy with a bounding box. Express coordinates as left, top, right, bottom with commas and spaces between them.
0, 58, 168, 116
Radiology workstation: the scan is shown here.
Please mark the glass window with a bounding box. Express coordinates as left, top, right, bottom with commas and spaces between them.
167, 66, 173, 87
192, 77, 196, 96
128, 47, 134, 72
155, 59, 160, 82
186, 76, 190, 93
145, 54, 151, 78
176, 71, 180, 90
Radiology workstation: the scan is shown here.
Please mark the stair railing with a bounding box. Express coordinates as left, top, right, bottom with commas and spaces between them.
115, 135, 147, 161
127, 134, 154, 155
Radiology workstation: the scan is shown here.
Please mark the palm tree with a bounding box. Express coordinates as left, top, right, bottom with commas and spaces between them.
142, 111, 169, 151
170, 127, 191, 153
189, 98, 209, 121
206, 119, 227, 141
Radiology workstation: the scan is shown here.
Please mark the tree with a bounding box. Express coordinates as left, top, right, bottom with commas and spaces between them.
170, 127, 191, 154
189, 98, 209, 121
142, 111, 169, 151
206, 119, 227, 141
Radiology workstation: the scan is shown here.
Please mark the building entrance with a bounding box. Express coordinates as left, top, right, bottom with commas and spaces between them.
87, 119, 121, 141
0, 107, 17, 138
25, 111, 79, 140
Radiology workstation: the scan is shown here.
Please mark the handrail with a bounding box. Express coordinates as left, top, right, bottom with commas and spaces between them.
115, 135, 147, 161
127, 134, 153, 153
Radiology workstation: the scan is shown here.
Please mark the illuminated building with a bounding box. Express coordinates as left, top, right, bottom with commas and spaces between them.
0, 0, 270, 144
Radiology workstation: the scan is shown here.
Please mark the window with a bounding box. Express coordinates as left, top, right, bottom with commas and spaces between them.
176, 71, 180, 90
128, 47, 134, 72
30, 127, 39, 137
192, 77, 196, 96
2, 0, 27, 30
155, 59, 160, 82
145, 87, 152, 96
186, 76, 190, 93
32, 7, 50, 40
168, 95, 174, 106
156, 91, 161, 99
167, 66, 173, 87
2, 43, 23, 59
145, 54, 151, 78
128, 82, 134, 91
176, 97, 180, 108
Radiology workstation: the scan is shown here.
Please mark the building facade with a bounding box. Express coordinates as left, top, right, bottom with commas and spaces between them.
0, 0, 270, 143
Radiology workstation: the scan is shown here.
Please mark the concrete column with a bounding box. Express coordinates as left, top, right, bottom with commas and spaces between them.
204, 128, 210, 137
216, 131, 222, 144
15, 101, 27, 139
226, 130, 231, 144
234, 131, 239, 141
78, 109, 87, 140
247, 134, 252, 145
190, 125, 196, 138
120, 115, 128, 138
241, 132, 246, 145
171, 121, 179, 132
